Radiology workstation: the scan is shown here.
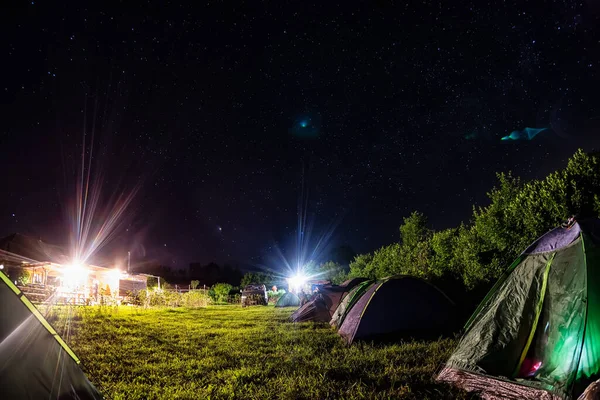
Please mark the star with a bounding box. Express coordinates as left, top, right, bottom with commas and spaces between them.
2, 0, 600, 280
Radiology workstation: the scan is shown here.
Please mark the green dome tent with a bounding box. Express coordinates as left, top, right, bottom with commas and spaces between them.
438, 219, 600, 399
0, 270, 103, 399
275, 292, 300, 307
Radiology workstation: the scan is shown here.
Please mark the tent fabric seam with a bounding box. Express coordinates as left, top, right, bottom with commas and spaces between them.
349, 282, 382, 343
359, 283, 381, 321
512, 252, 555, 378
0, 270, 81, 364
572, 232, 589, 390
524, 236, 583, 255
336, 280, 373, 327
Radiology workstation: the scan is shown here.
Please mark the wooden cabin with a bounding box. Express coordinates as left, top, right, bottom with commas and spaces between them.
0, 233, 149, 304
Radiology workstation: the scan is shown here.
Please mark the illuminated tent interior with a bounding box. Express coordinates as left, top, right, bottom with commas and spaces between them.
0, 270, 103, 399
438, 219, 600, 399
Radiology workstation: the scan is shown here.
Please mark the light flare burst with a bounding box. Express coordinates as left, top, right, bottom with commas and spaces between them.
68, 102, 139, 267
268, 163, 345, 287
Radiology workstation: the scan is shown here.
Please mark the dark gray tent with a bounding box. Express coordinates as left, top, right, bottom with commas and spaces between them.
337, 275, 457, 344
289, 278, 368, 323
318, 278, 369, 318
330, 280, 374, 328
275, 292, 300, 307
0, 270, 103, 399
289, 294, 331, 322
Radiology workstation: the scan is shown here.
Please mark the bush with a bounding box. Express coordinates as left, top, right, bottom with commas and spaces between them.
312, 261, 349, 285
210, 283, 233, 303
347, 149, 600, 293
240, 272, 272, 287
181, 290, 211, 307
13, 268, 30, 285
228, 293, 241, 304
348, 253, 375, 280
128, 289, 211, 308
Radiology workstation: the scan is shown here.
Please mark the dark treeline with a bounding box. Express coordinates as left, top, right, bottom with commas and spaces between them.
139, 262, 243, 287
188, 262, 243, 287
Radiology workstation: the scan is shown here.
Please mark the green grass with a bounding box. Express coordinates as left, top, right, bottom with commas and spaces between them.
46, 305, 472, 399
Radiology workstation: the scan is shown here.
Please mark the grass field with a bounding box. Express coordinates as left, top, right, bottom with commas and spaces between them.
46, 305, 472, 399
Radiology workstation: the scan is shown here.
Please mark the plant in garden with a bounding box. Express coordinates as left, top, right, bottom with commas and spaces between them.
211, 283, 233, 303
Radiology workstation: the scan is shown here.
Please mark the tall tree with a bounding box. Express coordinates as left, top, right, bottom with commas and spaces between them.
399, 211, 431, 246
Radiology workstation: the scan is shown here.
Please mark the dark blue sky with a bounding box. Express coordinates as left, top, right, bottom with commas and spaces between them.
1, 1, 600, 271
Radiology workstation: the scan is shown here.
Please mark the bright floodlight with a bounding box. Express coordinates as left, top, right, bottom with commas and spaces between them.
287, 273, 308, 293
110, 268, 123, 279
62, 262, 89, 288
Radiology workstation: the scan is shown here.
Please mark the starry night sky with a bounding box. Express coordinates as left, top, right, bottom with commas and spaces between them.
2, 1, 600, 270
